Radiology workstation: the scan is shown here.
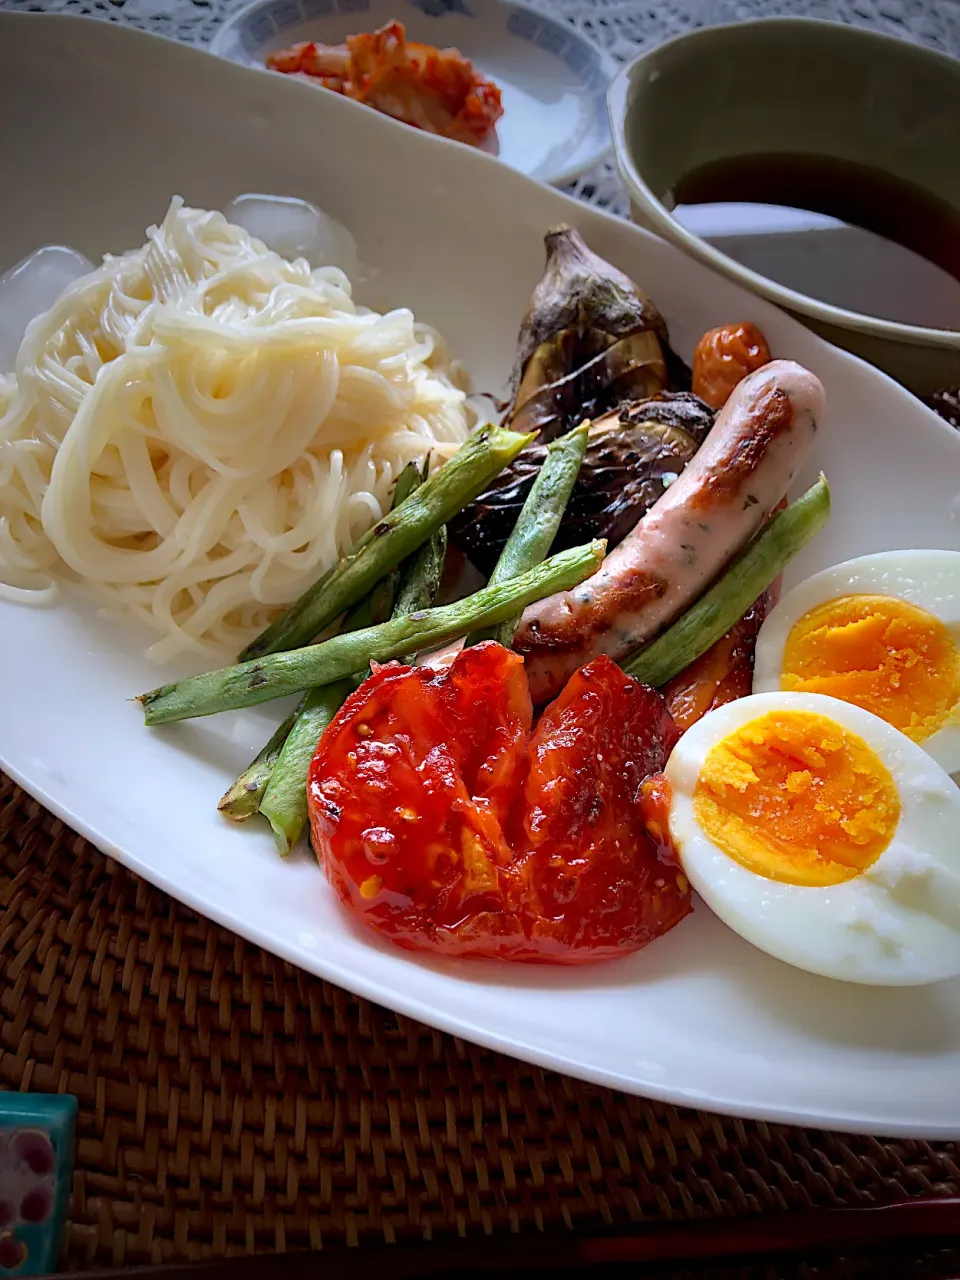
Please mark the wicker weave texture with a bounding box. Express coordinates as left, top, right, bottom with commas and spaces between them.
1, 772, 958, 1271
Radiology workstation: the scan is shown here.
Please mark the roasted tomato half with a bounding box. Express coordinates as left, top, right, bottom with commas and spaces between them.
308, 643, 690, 962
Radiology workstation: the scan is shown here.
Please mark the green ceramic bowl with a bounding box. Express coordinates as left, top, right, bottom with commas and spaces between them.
608, 18, 960, 395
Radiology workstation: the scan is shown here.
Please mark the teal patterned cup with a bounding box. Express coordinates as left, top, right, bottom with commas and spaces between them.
0, 1095, 77, 1276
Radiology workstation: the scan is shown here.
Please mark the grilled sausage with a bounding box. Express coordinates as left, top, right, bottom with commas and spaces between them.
514, 359, 825, 703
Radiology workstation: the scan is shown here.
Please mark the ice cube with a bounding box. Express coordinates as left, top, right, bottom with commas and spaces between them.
0, 245, 95, 372
224, 193, 360, 278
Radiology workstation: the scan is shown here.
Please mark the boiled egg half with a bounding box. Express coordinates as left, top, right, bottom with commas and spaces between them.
664, 691, 960, 985
753, 550, 960, 773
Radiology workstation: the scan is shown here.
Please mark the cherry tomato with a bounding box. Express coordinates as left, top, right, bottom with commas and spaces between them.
692, 322, 772, 410
308, 643, 690, 962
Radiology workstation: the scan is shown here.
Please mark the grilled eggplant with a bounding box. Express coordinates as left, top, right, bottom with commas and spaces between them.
506, 226, 689, 442
450, 392, 714, 576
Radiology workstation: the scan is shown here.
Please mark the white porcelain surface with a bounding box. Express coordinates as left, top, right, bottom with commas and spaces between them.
211, 0, 615, 185
2, 13, 960, 1139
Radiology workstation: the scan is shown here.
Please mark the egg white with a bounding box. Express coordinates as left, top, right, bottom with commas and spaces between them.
665, 691, 960, 987
754, 550, 960, 773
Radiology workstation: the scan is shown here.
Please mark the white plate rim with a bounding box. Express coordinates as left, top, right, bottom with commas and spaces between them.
2, 11, 960, 1142
6, 742, 959, 1142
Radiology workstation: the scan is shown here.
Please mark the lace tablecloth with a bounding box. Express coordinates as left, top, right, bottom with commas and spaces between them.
3, 0, 958, 217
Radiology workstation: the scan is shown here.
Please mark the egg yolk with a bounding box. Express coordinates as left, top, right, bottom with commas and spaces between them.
780, 594, 960, 743
693, 710, 900, 886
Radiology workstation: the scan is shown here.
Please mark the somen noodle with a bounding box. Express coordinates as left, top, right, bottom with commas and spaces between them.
0, 198, 481, 662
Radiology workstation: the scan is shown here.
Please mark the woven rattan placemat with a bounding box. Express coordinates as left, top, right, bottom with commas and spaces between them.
2, 771, 958, 1272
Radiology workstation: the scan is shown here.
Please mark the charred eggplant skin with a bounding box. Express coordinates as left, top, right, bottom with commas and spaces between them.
509, 341, 665, 443
505, 226, 694, 441
451, 227, 704, 575
450, 392, 714, 577
510, 225, 670, 403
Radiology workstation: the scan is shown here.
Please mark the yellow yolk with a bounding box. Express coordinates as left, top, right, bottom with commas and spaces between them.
693, 710, 900, 886
780, 594, 960, 743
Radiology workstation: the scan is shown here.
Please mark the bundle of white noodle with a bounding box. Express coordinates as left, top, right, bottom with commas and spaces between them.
0, 198, 478, 663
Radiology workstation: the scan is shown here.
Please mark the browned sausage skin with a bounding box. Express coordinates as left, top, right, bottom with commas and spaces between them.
514, 360, 825, 703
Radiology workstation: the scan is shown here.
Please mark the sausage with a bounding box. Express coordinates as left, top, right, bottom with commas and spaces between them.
513, 359, 825, 704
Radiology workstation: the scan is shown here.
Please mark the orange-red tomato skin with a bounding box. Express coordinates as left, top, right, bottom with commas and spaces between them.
308, 644, 691, 963
637, 774, 683, 871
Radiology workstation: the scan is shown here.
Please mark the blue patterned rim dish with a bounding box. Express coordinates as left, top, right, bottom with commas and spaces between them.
210, 0, 616, 185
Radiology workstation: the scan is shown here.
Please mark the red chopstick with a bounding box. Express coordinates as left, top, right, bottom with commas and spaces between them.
66, 1196, 960, 1278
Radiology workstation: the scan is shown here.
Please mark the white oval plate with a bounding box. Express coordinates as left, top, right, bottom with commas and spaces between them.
210, 0, 615, 185
2, 13, 960, 1140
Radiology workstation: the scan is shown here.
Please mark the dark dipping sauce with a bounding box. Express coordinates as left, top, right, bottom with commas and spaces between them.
668, 152, 960, 330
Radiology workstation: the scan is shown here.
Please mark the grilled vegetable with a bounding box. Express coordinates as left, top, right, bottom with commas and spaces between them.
510, 342, 662, 442
259, 680, 356, 856
217, 711, 299, 821
255, 563, 404, 854
240, 424, 531, 661
394, 526, 448, 652
511, 226, 669, 409
259, 475, 446, 856
450, 391, 714, 576
506, 226, 691, 442
448, 230, 700, 574
219, 463, 420, 827
308, 643, 689, 962
139, 540, 606, 725
466, 422, 589, 647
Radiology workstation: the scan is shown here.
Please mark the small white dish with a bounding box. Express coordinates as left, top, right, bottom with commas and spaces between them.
210, 0, 615, 185
2, 13, 960, 1139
